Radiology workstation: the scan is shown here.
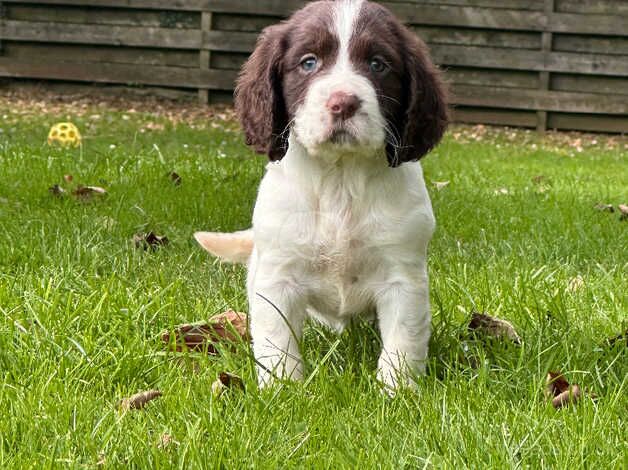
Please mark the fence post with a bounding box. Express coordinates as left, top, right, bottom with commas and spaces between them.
537, 0, 555, 132
198, 10, 212, 105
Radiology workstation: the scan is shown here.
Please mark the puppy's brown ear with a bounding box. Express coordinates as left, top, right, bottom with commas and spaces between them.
388, 29, 448, 167
235, 25, 289, 161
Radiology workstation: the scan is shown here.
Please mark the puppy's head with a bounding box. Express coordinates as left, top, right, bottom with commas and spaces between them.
235, 0, 448, 166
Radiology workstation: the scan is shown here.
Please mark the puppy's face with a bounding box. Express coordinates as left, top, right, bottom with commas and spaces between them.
236, 0, 448, 166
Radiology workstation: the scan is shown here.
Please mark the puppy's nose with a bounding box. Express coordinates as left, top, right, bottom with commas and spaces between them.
326, 91, 360, 120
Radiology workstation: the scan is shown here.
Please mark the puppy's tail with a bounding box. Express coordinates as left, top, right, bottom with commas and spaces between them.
194, 229, 253, 264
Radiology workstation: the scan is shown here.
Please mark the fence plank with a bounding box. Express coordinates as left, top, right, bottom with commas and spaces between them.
412, 26, 540, 50
452, 107, 538, 127
555, 0, 628, 15
3, 42, 198, 67
6, 4, 200, 28
431, 45, 628, 76
453, 85, 628, 114
0, 19, 201, 48
548, 113, 628, 133
553, 34, 628, 56
0, 57, 237, 89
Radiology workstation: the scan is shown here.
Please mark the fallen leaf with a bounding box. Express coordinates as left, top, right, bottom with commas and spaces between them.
618, 204, 628, 221
133, 231, 169, 250
211, 371, 245, 398
607, 329, 627, 348
468, 312, 521, 344
169, 172, 182, 186
118, 389, 162, 411
494, 188, 510, 195
545, 371, 581, 409
162, 310, 249, 354
63, 174, 73, 183
531, 175, 547, 184
73, 185, 107, 199
49, 184, 66, 196
567, 275, 584, 292
157, 433, 178, 450
432, 181, 450, 191
594, 203, 614, 213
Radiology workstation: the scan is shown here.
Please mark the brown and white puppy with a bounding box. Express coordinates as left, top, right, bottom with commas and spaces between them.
196, 0, 448, 392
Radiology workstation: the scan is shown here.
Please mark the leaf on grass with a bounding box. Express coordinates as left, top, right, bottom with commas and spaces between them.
49, 184, 66, 196
133, 231, 169, 250
545, 371, 581, 409
63, 174, 73, 183
618, 204, 628, 221
168, 172, 182, 186
73, 185, 107, 200
211, 372, 245, 398
494, 188, 510, 195
594, 203, 614, 213
433, 181, 450, 191
162, 310, 249, 354
531, 175, 547, 184
468, 312, 521, 344
567, 275, 585, 292
607, 329, 627, 348
157, 433, 178, 450
118, 389, 162, 411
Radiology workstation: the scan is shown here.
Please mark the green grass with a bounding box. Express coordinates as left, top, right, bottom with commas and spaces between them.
0, 99, 626, 468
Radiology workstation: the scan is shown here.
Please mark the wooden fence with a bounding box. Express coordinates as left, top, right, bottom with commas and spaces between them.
0, 0, 627, 133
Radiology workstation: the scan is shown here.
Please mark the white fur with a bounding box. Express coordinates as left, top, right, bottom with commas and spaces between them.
197, 0, 435, 392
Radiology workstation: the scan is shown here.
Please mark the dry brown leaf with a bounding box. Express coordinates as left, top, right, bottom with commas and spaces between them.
162, 310, 249, 354
567, 275, 585, 292
63, 174, 74, 183
49, 184, 66, 196
211, 371, 245, 398
468, 312, 521, 344
133, 231, 169, 250
169, 171, 182, 186
594, 203, 615, 213
157, 433, 177, 450
618, 204, 628, 221
607, 328, 627, 348
73, 185, 107, 199
433, 181, 450, 191
545, 371, 581, 409
531, 175, 547, 184
118, 389, 162, 411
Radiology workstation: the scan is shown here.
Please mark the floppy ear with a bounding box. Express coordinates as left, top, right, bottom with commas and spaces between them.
235, 25, 289, 161
387, 29, 448, 167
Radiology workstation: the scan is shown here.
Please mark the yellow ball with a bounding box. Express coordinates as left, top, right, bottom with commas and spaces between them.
47, 122, 82, 147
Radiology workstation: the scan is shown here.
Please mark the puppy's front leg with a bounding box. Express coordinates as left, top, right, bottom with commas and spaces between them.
249, 275, 305, 387
375, 275, 431, 391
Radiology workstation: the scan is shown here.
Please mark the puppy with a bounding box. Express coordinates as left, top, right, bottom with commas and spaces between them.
196, 0, 448, 391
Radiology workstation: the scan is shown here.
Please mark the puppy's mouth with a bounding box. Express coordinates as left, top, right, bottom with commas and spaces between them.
327, 126, 358, 145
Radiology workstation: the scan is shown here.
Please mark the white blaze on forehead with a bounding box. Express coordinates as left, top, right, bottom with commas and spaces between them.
333, 0, 364, 70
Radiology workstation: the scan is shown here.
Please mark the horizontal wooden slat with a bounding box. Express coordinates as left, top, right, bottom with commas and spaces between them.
431, 45, 628, 76
211, 52, 247, 70
0, 20, 202, 48
547, 113, 628, 134
553, 34, 628, 56
547, 12, 627, 36
3, 42, 199, 68
452, 106, 537, 127
445, 67, 539, 89
384, 3, 546, 31
6, 4, 199, 28
0, 58, 237, 89
413, 26, 540, 50
452, 85, 628, 114
551, 74, 628, 96
212, 13, 279, 33
555, 0, 628, 16
385, 0, 544, 10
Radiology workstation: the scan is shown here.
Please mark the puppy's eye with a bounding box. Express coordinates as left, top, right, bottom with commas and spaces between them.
300, 55, 318, 72
369, 57, 388, 73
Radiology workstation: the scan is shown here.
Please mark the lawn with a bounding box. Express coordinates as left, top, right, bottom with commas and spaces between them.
0, 93, 626, 468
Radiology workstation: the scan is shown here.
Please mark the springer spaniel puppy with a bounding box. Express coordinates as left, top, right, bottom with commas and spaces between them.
195, 0, 448, 391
